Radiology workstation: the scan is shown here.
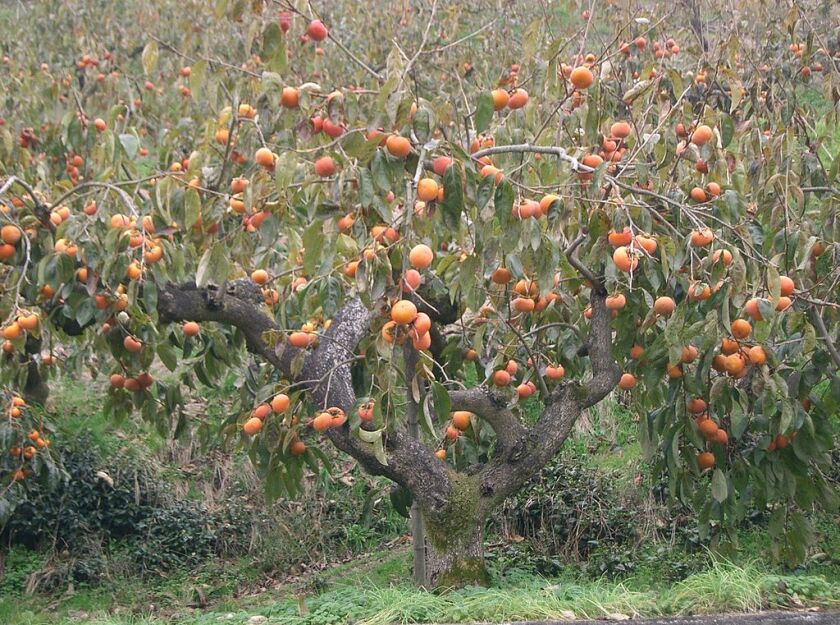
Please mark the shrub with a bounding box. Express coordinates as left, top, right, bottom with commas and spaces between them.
492, 454, 639, 561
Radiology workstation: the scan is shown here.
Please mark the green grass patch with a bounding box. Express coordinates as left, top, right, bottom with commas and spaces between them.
3, 547, 839, 625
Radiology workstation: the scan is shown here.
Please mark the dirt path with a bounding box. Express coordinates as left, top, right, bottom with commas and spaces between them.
483, 610, 840, 625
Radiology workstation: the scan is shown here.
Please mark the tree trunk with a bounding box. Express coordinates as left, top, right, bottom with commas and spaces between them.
23, 357, 49, 406
424, 515, 488, 589
421, 474, 490, 589
403, 344, 427, 587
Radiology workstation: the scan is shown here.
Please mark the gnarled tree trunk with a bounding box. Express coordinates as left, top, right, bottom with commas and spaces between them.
23, 357, 49, 406
421, 473, 489, 588
156, 280, 620, 591
425, 512, 488, 589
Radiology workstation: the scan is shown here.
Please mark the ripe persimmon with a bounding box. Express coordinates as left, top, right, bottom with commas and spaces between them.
385, 134, 411, 158
687, 398, 707, 414
723, 353, 745, 375
123, 336, 142, 352
608, 227, 633, 247
690, 228, 714, 247
610, 121, 632, 138
491, 89, 509, 110
391, 300, 418, 325
255, 147, 275, 168
699, 419, 718, 438
306, 19, 328, 41
417, 178, 439, 202
605, 293, 626, 310
0, 225, 21, 245
612, 246, 638, 272
512, 297, 535, 313
539, 194, 560, 215
546, 364, 565, 380
508, 88, 529, 109
570, 66, 594, 89
253, 403, 271, 420
654, 296, 676, 316
491, 267, 512, 284
731, 319, 752, 339
271, 394, 290, 413
289, 331, 314, 348
451, 411, 472, 430
492, 370, 511, 386
690, 187, 707, 202
432, 156, 453, 175
618, 373, 636, 390
711, 249, 732, 266
314, 156, 336, 177
312, 412, 333, 432
779, 276, 795, 297
697, 451, 715, 470
748, 345, 766, 365
691, 124, 713, 146
636, 235, 657, 254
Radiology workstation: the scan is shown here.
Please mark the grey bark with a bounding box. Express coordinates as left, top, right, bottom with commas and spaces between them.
403, 344, 427, 587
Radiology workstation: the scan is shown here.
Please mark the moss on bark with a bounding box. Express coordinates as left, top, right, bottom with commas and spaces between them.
423, 472, 490, 589
434, 556, 491, 589
423, 472, 479, 550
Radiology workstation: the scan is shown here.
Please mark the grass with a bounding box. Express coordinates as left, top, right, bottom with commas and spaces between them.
5, 376, 836, 625
2, 550, 839, 625
36, 377, 160, 456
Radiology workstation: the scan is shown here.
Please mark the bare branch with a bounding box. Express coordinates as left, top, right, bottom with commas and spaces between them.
581, 290, 622, 408
0, 176, 55, 233
809, 308, 840, 371
157, 280, 283, 368
448, 386, 526, 452
565, 233, 602, 291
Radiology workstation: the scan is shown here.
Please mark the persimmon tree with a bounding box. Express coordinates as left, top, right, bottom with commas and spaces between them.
1, 0, 838, 587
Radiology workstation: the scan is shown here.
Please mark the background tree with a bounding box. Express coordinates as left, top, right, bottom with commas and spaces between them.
1, 0, 838, 588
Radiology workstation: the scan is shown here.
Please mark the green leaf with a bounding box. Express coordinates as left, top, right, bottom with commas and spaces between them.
118, 134, 139, 159
157, 342, 178, 371
413, 107, 434, 144
389, 485, 412, 518
730, 401, 749, 439
195, 243, 231, 287
431, 381, 451, 422
475, 173, 495, 210
302, 221, 323, 275
720, 114, 734, 148
357, 427, 383, 444
622, 80, 652, 104
184, 188, 201, 230
711, 468, 728, 502
343, 132, 380, 162
190, 59, 208, 100
393, 97, 415, 130
262, 23, 287, 73
494, 179, 514, 223
728, 79, 744, 113
585, 98, 600, 142
372, 436, 388, 466
474, 91, 494, 133
141, 41, 158, 75
439, 163, 463, 230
